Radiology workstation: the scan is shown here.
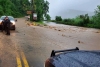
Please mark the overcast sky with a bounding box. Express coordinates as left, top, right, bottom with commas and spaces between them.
47, 0, 100, 18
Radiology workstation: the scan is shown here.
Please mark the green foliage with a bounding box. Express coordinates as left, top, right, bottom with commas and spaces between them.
92, 5, 100, 28
63, 19, 68, 22
62, 18, 74, 25
0, 0, 30, 17
0, 6, 4, 15
83, 5, 100, 28
55, 16, 62, 21
51, 14, 89, 27
52, 13, 94, 28
32, 0, 49, 21
74, 18, 84, 26
45, 14, 51, 21
51, 20, 56, 22
51, 5, 100, 29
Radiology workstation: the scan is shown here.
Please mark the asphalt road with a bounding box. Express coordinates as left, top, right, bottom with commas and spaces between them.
0, 18, 100, 67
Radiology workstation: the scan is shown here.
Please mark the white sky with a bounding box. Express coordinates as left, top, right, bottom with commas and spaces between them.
47, 0, 100, 18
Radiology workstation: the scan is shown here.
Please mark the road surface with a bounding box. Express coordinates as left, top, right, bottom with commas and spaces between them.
0, 18, 100, 67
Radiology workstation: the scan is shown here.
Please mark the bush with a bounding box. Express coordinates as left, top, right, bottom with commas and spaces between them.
63, 19, 68, 22
87, 24, 95, 28
51, 20, 56, 22
63, 18, 73, 22
52, 12, 100, 29
89, 18, 94, 23
74, 18, 84, 26
55, 16, 62, 21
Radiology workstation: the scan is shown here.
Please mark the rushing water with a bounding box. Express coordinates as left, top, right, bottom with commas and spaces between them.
43, 21, 56, 25
43, 21, 65, 26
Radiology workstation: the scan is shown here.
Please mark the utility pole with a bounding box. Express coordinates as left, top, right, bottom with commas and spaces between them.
31, 0, 34, 21
31, 0, 37, 21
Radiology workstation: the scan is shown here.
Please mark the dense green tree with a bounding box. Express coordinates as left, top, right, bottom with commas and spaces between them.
31, 0, 49, 21
79, 14, 89, 26
0, 0, 30, 17
0, 0, 49, 20
0, 5, 4, 15
94, 5, 100, 24
45, 14, 51, 21
55, 16, 62, 21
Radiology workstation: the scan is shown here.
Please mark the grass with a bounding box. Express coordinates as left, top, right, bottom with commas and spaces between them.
27, 21, 47, 26
36, 21, 44, 24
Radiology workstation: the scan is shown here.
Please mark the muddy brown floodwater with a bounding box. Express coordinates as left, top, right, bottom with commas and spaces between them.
0, 18, 99, 67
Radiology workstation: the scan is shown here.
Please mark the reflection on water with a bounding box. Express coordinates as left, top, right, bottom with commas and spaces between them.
43, 21, 56, 26
43, 21, 65, 26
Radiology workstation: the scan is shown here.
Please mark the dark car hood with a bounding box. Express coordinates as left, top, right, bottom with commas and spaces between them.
49, 50, 100, 67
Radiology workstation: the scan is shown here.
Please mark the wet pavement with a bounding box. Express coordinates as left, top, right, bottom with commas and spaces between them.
0, 18, 100, 67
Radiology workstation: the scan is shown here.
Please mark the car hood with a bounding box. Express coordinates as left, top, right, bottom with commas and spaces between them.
49, 50, 100, 67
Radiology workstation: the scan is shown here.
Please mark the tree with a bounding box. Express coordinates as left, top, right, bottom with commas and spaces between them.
92, 5, 100, 28
0, 0, 49, 19
94, 5, 100, 22
0, 0, 30, 17
45, 14, 51, 21
31, 0, 49, 21
0, 5, 4, 16
55, 16, 62, 21
79, 14, 89, 26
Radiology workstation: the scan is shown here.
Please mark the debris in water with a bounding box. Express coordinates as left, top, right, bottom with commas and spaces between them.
69, 36, 71, 37
27, 23, 30, 26
95, 31, 100, 33
64, 29, 66, 31
78, 41, 84, 44
55, 29, 57, 30
62, 34, 65, 36
58, 30, 61, 31
78, 41, 80, 43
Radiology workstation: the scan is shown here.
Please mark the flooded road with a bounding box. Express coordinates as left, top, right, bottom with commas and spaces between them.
43, 21, 100, 50
0, 18, 100, 67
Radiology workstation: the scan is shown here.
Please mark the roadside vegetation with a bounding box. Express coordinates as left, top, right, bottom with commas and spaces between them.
51, 5, 100, 29
0, 0, 50, 22
0, 0, 30, 17
29, 0, 50, 22
1, 0, 100, 29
